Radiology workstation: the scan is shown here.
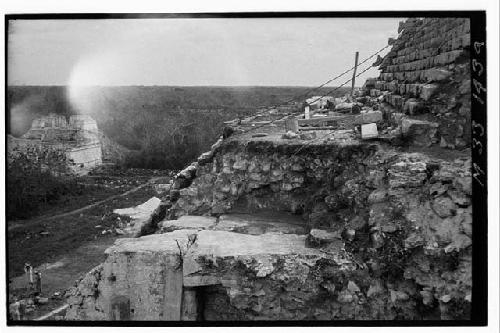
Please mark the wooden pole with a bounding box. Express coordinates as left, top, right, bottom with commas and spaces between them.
351, 51, 359, 97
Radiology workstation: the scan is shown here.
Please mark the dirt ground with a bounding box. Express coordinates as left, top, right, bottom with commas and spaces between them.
7, 167, 171, 319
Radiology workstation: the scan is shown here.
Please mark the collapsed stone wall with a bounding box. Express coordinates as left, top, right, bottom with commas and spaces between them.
364, 17, 471, 149
64, 17, 474, 321
67, 137, 472, 320
169, 139, 378, 221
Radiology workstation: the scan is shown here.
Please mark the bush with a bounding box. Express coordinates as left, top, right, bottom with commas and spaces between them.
7, 152, 82, 219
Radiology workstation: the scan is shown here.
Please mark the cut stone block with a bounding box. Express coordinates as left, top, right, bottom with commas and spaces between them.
425, 68, 452, 82
113, 197, 162, 237
354, 111, 383, 124
403, 99, 425, 115
361, 123, 378, 139
401, 118, 439, 135
420, 84, 439, 101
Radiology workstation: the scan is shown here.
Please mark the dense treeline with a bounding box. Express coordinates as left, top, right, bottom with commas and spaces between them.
8, 85, 350, 169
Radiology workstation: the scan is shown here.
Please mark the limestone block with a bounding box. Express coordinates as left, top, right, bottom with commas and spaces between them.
425, 68, 452, 82
420, 84, 439, 101
403, 99, 425, 115
354, 111, 383, 125
361, 123, 378, 139
154, 183, 172, 197
113, 197, 162, 237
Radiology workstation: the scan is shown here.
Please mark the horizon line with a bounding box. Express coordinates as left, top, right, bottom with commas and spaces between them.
7, 84, 362, 88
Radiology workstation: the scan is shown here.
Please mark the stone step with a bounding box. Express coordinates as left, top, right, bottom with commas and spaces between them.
159, 212, 306, 235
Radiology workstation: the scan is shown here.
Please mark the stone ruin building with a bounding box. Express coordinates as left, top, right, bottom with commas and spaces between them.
64, 17, 473, 321
8, 113, 102, 176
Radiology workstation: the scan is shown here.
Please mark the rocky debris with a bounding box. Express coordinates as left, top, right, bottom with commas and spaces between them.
299, 132, 317, 140
154, 183, 172, 197
282, 131, 299, 139
354, 111, 383, 124
113, 197, 162, 237
387, 154, 428, 188
307, 228, 344, 251
432, 196, 457, 218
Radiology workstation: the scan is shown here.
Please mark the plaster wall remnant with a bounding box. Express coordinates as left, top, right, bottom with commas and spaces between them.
8, 113, 102, 176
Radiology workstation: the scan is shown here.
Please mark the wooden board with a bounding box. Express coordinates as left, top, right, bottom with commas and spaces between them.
298, 115, 353, 125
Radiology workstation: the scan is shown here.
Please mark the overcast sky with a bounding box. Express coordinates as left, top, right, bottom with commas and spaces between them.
8, 17, 400, 87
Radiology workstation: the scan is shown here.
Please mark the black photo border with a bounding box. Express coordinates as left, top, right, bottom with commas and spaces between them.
4, 10, 488, 327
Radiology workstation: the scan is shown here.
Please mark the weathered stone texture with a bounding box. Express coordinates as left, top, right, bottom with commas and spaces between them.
8, 113, 103, 176
364, 18, 471, 150
67, 139, 472, 321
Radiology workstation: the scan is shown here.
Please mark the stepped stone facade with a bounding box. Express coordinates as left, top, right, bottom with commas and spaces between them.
364, 17, 471, 149
8, 113, 102, 175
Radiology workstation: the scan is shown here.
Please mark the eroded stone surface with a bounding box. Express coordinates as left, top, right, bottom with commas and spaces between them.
66, 17, 474, 322
113, 197, 162, 237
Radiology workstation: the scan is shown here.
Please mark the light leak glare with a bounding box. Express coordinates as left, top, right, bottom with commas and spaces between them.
67, 50, 125, 115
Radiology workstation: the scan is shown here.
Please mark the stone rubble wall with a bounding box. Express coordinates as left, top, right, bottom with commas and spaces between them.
64, 17, 474, 321
363, 18, 471, 149
67, 137, 472, 320
168, 140, 378, 220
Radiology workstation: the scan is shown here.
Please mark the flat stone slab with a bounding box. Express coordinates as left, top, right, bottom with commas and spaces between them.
354, 111, 383, 125
361, 123, 378, 139
113, 197, 161, 237
217, 213, 306, 235
160, 216, 217, 232
114, 197, 161, 219
106, 229, 318, 258
159, 213, 306, 235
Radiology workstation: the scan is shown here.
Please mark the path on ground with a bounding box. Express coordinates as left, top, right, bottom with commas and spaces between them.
8, 176, 165, 320
7, 177, 162, 232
